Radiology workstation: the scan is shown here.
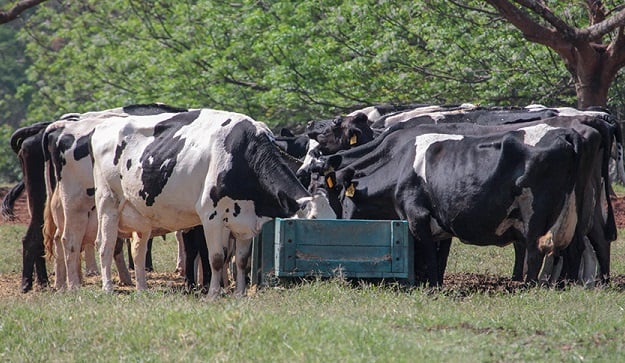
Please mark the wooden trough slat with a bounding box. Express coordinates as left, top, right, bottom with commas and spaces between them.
251, 219, 415, 286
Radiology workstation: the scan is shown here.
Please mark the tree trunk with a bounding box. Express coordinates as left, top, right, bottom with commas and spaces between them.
573, 57, 612, 109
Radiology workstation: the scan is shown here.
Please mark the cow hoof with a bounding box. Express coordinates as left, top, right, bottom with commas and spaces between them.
21, 280, 33, 293
85, 270, 100, 277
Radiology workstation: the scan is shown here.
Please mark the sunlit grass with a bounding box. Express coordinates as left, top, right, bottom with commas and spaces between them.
1, 218, 625, 361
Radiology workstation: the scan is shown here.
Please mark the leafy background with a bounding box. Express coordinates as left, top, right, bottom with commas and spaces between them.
0, 0, 624, 182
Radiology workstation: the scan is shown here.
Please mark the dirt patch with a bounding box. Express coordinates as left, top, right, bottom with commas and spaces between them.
610, 195, 625, 229
0, 186, 30, 224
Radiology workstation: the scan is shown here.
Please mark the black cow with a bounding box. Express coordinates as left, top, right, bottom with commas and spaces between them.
319, 115, 615, 286
3, 122, 51, 292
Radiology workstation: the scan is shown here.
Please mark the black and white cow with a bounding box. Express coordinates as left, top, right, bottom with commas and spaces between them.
318, 115, 615, 286
53, 108, 335, 297
41, 104, 199, 290
2, 118, 157, 292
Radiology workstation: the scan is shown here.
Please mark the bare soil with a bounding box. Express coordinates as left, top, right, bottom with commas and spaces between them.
1, 187, 625, 297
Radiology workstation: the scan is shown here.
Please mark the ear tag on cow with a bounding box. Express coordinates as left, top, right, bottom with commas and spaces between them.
349, 135, 358, 145
345, 183, 355, 197
326, 175, 335, 189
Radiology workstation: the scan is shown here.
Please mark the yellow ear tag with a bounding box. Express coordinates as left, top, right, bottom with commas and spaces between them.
326, 176, 335, 189
345, 183, 355, 197
349, 134, 358, 145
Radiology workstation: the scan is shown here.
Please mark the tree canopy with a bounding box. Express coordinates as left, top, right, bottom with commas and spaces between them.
0, 0, 624, 183
17, 0, 584, 127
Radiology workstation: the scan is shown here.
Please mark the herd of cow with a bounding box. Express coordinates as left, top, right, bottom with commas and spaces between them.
2, 102, 623, 298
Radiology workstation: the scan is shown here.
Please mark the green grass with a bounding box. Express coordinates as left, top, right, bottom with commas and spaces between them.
1, 225, 625, 362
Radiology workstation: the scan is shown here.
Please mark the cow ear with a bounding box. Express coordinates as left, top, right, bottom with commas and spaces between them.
281, 128, 294, 137
326, 154, 343, 171
351, 112, 369, 125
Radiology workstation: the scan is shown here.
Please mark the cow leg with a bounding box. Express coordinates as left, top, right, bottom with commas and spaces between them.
204, 224, 230, 298
83, 242, 99, 276
53, 232, 67, 290
21, 223, 49, 292
61, 213, 89, 290
235, 238, 252, 296
407, 216, 439, 287
183, 228, 200, 291
511, 242, 526, 281
587, 211, 611, 285
126, 239, 134, 271
197, 230, 211, 291
175, 230, 185, 276
580, 237, 598, 288
130, 231, 152, 291
114, 238, 132, 286
145, 238, 154, 272
436, 239, 452, 285
96, 201, 120, 293
524, 243, 545, 283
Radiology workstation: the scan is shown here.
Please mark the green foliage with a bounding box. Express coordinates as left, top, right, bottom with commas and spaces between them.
17, 0, 583, 129
0, 125, 21, 183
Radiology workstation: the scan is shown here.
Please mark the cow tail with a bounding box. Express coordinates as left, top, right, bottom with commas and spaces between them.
42, 127, 57, 260
42, 192, 57, 260
1, 180, 25, 221
602, 123, 618, 241
9, 121, 52, 154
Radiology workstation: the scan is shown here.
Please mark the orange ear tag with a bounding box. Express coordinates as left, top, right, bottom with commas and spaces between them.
326, 176, 335, 189
345, 183, 355, 197
349, 135, 358, 145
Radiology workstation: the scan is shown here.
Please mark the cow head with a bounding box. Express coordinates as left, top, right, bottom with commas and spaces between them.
294, 190, 337, 219
307, 113, 374, 155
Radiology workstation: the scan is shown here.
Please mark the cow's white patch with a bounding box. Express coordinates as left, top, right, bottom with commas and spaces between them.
297, 139, 320, 176
413, 133, 464, 183
495, 187, 534, 236
295, 192, 337, 220
518, 124, 559, 146
198, 197, 270, 241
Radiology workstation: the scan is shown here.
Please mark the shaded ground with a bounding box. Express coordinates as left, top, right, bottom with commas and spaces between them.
1, 187, 625, 298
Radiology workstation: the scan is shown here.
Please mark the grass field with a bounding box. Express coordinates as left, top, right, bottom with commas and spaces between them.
1, 223, 625, 362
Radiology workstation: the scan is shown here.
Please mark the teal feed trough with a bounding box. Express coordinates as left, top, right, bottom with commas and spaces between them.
251, 218, 415, 286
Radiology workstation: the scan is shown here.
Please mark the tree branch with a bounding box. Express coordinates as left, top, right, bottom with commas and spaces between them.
483, 0, 567, 48
586, 0, 606, 25
0, 0, 47, 24
577, 7, 625, 41
514, 0, 576, 39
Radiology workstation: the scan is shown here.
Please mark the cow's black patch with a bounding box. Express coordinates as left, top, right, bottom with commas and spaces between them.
126, 159, 132, 170
138, 110, 201, 206
73, 131, 94, 161
209, 211, 217, 220
45, 127, 72, 183
123, 103, 188, 115
86, 188, 95, 197
209, 120, 307, 218
221, 118, 231, 127
114, 140, 127, 166
233, 203, 241, 217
